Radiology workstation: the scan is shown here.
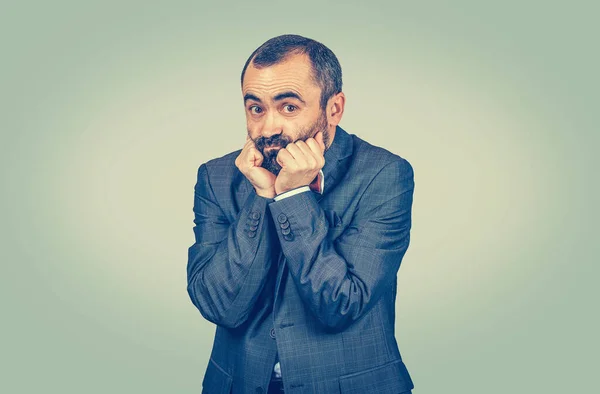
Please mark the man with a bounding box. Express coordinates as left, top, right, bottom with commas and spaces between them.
187, 34, 415, 394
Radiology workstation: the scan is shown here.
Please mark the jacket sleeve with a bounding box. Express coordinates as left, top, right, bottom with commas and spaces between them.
267, 158, 414, 332
187, 163, 278, 328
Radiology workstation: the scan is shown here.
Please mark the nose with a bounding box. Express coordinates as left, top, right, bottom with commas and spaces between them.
260, 110, 283, 139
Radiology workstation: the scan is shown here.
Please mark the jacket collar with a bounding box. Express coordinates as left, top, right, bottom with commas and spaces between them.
317, 125, 353, 201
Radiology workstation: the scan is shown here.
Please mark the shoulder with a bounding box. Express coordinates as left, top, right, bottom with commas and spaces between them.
204, 149, 242, 173
195, 149, 241, 177
349, 133, 414, 182
345, 134, 414, 214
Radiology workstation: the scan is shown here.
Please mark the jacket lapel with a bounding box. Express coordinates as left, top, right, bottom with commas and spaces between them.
315, 125, 353, 202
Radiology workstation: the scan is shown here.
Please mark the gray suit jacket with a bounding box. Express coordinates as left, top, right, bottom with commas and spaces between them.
187, 126, 415, 393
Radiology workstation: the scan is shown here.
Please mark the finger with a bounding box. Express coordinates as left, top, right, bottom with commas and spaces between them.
237, 138, 252, 167
276, 148, 295, 169
244, 135, 254, 150
245, 137, 261, 156
305, 138, 323, 158
241, 141, 261, 166
305, 140, 324, 168
252, 150, 263, 167
242, 138, 253, 154
295, 141, 318, 168
285, 143, 306, 161
314, 131, 325, 154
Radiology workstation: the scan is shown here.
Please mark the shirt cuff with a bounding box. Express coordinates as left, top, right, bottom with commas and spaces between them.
273, 186, 310, 201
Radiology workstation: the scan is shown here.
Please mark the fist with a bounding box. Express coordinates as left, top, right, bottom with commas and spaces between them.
274, 131, 326, 195
235, 136, 276, 198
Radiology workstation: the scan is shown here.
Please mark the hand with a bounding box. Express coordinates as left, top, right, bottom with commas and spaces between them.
274, 131, 326, 195
235, 136, 276, 198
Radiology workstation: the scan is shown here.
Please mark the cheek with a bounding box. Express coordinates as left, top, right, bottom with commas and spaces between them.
246, 119, 261, 135
247, 117, 297, 137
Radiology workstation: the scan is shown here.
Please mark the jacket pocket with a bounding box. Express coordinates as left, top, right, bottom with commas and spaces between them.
338, 358, 414, 394
202, 358, 233, 394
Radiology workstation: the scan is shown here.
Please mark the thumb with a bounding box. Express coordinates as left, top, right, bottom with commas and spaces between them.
315, 131, 325, 154
251, 147, 263, 167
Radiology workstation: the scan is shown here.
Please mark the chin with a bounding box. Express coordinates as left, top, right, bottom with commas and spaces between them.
261, 159, 282, 175
260, 150, 282, 175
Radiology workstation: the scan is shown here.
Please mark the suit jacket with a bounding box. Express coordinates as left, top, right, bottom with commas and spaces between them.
187, 125, 415, 394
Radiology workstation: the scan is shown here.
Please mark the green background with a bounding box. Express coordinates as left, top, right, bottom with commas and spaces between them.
2, 1, 597, 393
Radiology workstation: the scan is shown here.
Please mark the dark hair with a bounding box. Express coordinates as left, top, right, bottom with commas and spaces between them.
240, 34, 343, 110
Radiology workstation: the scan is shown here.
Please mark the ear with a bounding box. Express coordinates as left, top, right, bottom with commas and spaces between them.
326, 92, 345, 127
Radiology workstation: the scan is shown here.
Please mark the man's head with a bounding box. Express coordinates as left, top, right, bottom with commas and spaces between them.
241, 34, 345, 174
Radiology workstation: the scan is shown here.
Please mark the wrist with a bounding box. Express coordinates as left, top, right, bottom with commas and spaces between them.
255, 188, 276, 199
275, 184, 308, 196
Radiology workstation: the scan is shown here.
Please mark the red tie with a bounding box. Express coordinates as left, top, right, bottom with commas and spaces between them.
309, 171, 323, 194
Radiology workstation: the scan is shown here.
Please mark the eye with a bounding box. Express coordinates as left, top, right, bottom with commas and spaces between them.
283, 104, 297, 113
249, 105, 263, 115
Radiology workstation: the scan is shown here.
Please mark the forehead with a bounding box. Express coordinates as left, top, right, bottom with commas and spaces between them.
242, 53, 320, 98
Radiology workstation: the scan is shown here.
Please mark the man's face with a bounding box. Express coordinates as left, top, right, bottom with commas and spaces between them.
242, 53, 330, 175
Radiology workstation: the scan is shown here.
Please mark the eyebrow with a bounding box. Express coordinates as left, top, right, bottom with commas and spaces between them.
243, 91, 306, 105
273, 91, 306, 104
243, 93, 262, 104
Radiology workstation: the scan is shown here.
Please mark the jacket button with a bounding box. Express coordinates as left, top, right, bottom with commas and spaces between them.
249, 225, 258, 231
283, 233, 294, 241
281, 227, 291, 235
277, 213, 287, 223
247, 230, 256, 238
270, 328, 276, 339
250, 212, 261, 219
279, 221, 290, 229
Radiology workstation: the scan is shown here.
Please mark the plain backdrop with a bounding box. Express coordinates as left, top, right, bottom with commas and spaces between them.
1, 1, 598, 393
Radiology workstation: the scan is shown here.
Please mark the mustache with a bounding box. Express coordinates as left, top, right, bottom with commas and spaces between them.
253, 134, 293, 151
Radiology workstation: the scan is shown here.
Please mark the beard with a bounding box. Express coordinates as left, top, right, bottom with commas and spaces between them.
252, 110, 330, 175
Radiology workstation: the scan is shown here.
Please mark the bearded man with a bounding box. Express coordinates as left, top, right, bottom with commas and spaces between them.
187, 34, 416, 394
